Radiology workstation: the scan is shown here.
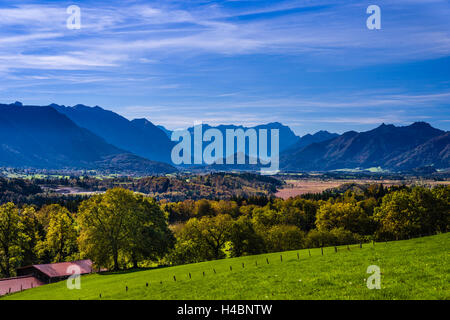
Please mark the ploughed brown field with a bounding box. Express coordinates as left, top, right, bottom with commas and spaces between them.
275, 179, 450, 200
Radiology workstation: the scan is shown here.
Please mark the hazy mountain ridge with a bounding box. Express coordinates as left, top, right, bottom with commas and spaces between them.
0, 103, 176, 174
183, 122, 301, 153
50, 104, 174, 164
386, 132, 450, 169
285, 130, 340, 153
1, 102, 448, 173
281, 122, 449, 171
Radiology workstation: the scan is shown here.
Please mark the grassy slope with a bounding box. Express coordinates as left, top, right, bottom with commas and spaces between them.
3, 233, 449, 300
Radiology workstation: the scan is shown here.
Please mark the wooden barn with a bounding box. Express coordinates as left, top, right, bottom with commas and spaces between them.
0, 259, 93, 296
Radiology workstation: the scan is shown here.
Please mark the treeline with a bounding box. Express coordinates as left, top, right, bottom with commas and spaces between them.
0, 173, 282, 206
0, 176, 91, 209
166, 184, 449, 264
0, 184, 448, 278
0, 189, 174, 278
132, 173, 281, 199
0, 177, 42, 202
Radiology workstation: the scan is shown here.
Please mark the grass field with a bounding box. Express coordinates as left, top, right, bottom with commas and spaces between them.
3, 233, 449, 300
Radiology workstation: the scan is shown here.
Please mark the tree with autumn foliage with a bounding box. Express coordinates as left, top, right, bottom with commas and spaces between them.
0, 203, 23, 277
77, 188, 174, 270
38, 205, 78, 263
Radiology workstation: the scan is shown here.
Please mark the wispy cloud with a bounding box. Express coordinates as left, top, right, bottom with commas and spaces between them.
0, 0, 448, 135
1, 0, 449, 71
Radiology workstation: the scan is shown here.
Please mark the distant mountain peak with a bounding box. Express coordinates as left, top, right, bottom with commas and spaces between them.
342, 130, 359, 136
376, 123, 395, 129
0, 103, 176, 174
50, 103, 173, 163
266, 121, 284, 128
10, 101, 23, 107
410, 121, 432, 128
73, 104, 89, 109
282, 121, 447, 172
300, 130, 337, 140
313, 130, 337, 137
375, 122, 434, 130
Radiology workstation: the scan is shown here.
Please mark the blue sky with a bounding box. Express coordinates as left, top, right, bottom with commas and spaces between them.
0, 0, 449, 136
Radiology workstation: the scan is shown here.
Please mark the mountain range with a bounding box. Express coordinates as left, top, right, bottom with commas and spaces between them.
0, 102, 448, 174
184, 122, 302, 153
167, 122, 317, 167
51, 104, 174, 164
0, 103, 175, 174
280, 122, 449, 171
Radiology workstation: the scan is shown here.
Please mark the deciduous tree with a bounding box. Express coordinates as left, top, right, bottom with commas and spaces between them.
0, 203, 23, 277
316, 201, 370, 234
77, 188, 173, 270
39, 205, 78, 263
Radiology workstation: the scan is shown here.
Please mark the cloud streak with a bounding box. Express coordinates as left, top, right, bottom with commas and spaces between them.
0, 1, 448, 70
0, 0, 448, 136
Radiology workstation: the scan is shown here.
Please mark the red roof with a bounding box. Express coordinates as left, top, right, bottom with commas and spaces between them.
17, 259, 93, 279
0, 276, 44, 296
31, 260, 93, 278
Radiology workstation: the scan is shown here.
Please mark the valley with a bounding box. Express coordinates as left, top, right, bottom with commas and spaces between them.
275, 177, 450, 199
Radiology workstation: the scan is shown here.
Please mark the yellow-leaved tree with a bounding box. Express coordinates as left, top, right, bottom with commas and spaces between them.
38, 204, 78, 263
77, 188, 174, 270
0, 203, 24, 277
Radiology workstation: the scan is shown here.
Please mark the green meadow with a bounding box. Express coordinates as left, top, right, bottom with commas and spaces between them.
3, 233, 449, 300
